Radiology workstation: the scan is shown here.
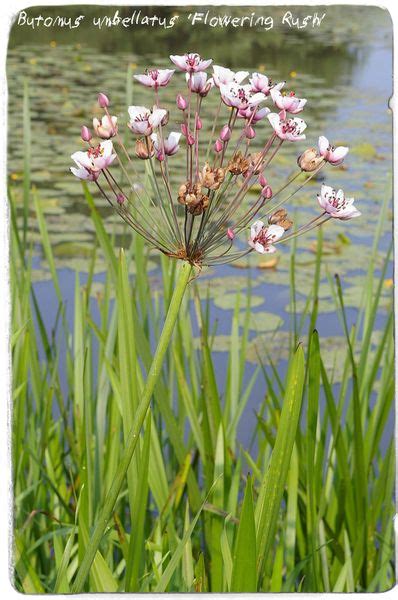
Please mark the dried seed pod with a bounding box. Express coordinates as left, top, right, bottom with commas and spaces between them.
228, 151, 250, 176
268, 208, 293, 230
246, 151, 264, 175
178, 181, 209, 215
200, 162, 225, 191
135, 138, 154, 160
297, 147, 324, 172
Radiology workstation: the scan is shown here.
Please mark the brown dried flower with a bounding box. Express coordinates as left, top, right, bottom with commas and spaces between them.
246, 151, 264, 175
268, 208, 293, 231
135, 138, 154, 160
228, 152, 250, 176
200, 162, 225, 191
297, 148, 324, 172
178, 181, 210, 215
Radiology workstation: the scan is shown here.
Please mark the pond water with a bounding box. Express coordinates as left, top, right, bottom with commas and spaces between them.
7, 5, 393, 445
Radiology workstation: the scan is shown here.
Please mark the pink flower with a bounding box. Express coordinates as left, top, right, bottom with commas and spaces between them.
250, 73, 285, 96
270, 88, 307, 114
170, 53, 212, 73
220, 82, 265, 110
268, 111, 307, 142
318, 136, 349, 165
317, 184, 360, 220
93, 115, 118, 139
248, 221, 284, 254
150, 131, 181, 157
212, 65, 249, 88
186, 72, 214, 96
128, 105, 167, 136
134, 68, 175, 89
70, 140, 116, 181
237, 105, 270, 123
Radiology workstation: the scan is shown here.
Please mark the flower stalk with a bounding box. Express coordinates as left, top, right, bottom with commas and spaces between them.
71, 260, 193, 593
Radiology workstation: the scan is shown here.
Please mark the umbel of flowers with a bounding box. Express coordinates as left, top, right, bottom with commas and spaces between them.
70, 53, 360, 267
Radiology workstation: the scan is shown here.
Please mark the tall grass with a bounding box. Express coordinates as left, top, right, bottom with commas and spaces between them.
10, 89, 394, 593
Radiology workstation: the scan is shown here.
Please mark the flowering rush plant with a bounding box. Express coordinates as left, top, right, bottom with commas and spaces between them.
70, 52, 360, 268
68, 54, 361, 591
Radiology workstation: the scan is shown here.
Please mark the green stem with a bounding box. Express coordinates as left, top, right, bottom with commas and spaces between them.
71, 261, 193, 593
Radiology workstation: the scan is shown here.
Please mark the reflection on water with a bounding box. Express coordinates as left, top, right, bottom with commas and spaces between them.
7, 5, 393, 443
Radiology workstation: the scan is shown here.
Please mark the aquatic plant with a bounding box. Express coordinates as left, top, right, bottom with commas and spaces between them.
67, 52, 363, 592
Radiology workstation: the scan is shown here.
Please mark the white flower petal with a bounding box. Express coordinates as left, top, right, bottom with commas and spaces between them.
134, 74, 153, 87
254, 241, 266, 254
149, 108, 167, 128
170, 54, 188, 70
100, 140, 113, 159
267, 224, 285, 241
128, 105, 150, 120
251, 220, 264, 238
70, 166, 89, 180
318, 135, 329, 155
71, 150, 92, 169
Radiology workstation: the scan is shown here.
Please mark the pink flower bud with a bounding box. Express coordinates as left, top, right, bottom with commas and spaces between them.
227, 228, 235, 240
176, 94, 187, 110
195, 116, 202, 130
116, 193, 125, 205
261, 185, 273, 199
245, 125, 256, 139
156, 150, 165, 162
259, 174, 268, 187
81, 125, 92, 142
187, 133, 195, 146
220, 125, 231, 142
181, 123, 188, 137
214, 138, 223, 153
98, 92, 110, 108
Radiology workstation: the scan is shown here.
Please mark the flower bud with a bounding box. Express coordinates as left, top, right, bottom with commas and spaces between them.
220, 125, 231, 142
214, 138, 223, 153
259, 173, 268, 187
98, 92, 110, 108
227, 228, 235, 240
156, 150, 165, 162
81, 125, 92, 142
245, 125, 256, 139
195, 116, 202, 130
161, 111, 169, 127
116, 193, 126, 205
176, 94, 188, 110
181, 123, 188, 137
261, 185, 273, 199
135, 138, 154, 160
187, 133, 195, 146
297, 148, 324, 172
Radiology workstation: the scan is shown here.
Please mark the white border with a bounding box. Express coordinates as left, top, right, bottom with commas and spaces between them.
0, 1, 396, 598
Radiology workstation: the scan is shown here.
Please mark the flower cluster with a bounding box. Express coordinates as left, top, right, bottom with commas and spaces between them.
70, 52, 360, 267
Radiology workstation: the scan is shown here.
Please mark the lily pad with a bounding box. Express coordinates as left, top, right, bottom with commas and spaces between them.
213, 293, 264, 310
239, 310, 284, 332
